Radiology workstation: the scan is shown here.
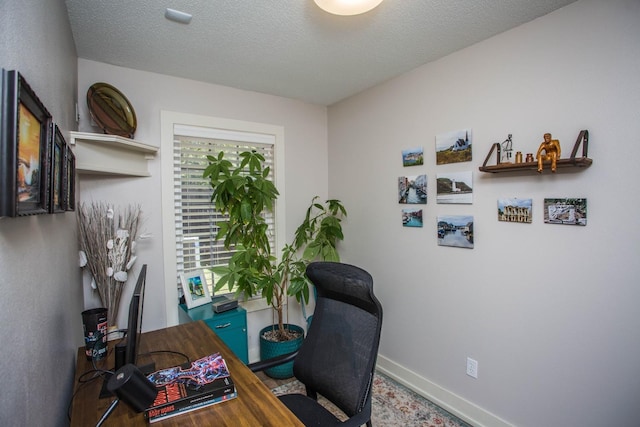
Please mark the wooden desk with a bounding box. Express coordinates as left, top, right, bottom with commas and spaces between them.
70, 321, 303, 426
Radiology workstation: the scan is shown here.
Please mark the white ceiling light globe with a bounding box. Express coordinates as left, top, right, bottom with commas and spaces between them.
314, 0, 384, 16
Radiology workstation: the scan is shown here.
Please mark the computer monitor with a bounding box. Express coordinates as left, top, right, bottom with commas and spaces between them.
115, 264, 147, 370
100, 264, 149, 398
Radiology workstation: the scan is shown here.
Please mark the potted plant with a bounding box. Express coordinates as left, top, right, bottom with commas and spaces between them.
203, 150, 347, 377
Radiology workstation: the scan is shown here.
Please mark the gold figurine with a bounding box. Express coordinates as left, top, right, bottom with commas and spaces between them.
536, 133, 561, 173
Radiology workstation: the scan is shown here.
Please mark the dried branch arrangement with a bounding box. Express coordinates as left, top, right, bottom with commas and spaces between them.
77, 202, 142, 327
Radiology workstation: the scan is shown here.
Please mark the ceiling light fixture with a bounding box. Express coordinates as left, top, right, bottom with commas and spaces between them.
165, 8, 192, 24
313, 0, 384, 16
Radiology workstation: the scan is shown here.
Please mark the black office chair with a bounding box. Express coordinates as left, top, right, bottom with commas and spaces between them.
249, 261, 383, 427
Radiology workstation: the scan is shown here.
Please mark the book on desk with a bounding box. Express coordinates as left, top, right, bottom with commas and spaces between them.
144, 352, 237, 423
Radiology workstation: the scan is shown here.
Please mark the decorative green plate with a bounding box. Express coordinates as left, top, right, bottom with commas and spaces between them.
86, 82, 137, 138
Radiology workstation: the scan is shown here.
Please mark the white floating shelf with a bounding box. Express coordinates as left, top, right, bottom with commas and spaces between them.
69, 131, 158, 177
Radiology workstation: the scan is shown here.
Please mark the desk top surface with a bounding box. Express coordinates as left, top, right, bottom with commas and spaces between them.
70, 321, 303, 426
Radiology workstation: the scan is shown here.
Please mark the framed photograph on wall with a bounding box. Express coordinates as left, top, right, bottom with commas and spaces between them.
49, 124, 67, 213
180, 269, 212, 309
436, 171, 473, 204
544, 198, 587, 225
435, 128, 472, 165
402, 208, 423, 227
498, 198, 532, 223
0, 69, 52, 217
402, 147, 424, 167
65, 143, 76, 211
398, 174, 427, 204
437, 215, 474, 249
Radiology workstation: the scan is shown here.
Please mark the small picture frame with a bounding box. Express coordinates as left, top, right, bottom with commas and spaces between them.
435, 128, 472, 165
436, 171, 473, 204
544, 198, 587, 226
437, 215, 474, 249
398, 174, 427, 204
498, 198, 532, 223
49, 124, 67, 213
180, 269, 212, 309
0, 70, 52, 217
402, 147, 424, 167
402, 208, 423, 227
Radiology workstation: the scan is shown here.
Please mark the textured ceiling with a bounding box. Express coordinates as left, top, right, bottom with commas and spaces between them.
65, 0, 577, 106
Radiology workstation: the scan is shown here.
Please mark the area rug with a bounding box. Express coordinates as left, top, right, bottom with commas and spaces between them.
272, 372, 472, 427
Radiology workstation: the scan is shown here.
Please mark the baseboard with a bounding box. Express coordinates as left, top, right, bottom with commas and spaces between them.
376, 355, 513, 427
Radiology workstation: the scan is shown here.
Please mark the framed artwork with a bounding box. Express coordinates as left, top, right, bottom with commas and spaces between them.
180, 269, 212, 309
0, 70, 52, 217
65, 143, 76, 211
402, 208, 423, 227
436, 171, 473, 204
398, 174, 427, 204
402, 147, 424, 167
437, 215, 474, 249
498, 198, 532, 223
436, 128, 472, 165
544, 198, 587, 225
49, 124, 66, 213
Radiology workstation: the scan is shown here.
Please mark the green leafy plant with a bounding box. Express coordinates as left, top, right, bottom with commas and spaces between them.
203, 150, 347, 341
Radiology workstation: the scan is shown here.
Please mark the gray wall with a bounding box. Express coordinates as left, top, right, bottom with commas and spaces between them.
327, 0, 640, 426
0, 1, 82, 426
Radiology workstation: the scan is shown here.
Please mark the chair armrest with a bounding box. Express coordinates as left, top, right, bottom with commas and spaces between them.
247, 351, 298, 373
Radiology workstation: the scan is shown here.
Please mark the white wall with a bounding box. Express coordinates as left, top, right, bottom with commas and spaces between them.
76, 59, 328, 359
327, 0, 640, 426
0, 1, 81, 426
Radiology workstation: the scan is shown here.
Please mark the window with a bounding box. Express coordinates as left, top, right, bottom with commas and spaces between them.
174, 132, 275, 296
161, 112, 285, 325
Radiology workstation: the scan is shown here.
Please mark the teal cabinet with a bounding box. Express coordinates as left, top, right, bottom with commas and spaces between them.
178, 299, 249, 364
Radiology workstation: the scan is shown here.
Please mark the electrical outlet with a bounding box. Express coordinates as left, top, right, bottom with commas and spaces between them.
466, 357, 478, 379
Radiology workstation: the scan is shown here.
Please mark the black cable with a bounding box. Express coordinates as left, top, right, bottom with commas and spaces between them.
77, 369, 107, 384
90, 328, 128, 375
67, 370, 98, 421
67, 328, 125, 421
142, 350, 191, 364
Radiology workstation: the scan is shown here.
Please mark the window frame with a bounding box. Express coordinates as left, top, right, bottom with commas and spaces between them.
161, 111, 285, 326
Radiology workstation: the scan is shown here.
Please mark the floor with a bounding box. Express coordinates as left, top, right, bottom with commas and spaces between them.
255, 371, 296, 390
259, 372, 473, 427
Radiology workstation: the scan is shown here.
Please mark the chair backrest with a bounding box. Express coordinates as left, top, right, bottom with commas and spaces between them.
293, 262, 383, 419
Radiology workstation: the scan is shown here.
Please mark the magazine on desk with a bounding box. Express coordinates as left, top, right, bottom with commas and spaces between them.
145, 352, 237, 423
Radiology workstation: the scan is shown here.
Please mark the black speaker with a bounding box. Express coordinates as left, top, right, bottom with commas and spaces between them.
107, 364, 158, 412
